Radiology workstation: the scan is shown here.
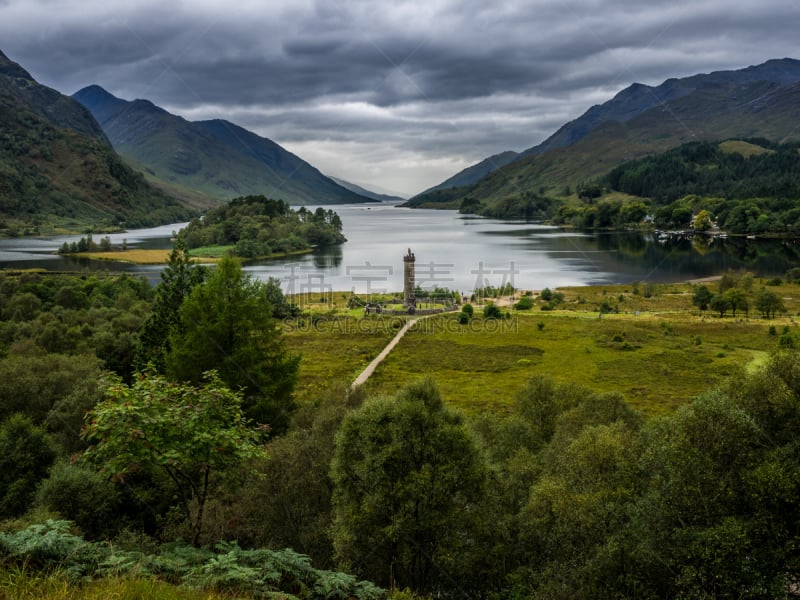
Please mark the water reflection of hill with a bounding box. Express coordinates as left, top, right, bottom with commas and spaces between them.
588, 233, 800, 282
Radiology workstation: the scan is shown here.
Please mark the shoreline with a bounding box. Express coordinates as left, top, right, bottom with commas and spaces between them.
59, 247, 315, 265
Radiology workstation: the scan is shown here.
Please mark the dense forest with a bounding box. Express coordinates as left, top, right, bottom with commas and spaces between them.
605, 140, 800, 203
1, 258, 800, 598
601, 140, 800, 233
178, 195, 346, 258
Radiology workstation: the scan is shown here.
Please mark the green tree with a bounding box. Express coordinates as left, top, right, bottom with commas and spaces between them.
521, 422, 642, 598
755, 287, 785, 318
623, 390, 778, 598
330, 379, 486, 594
710, 293, 730, 317
224, 385, 366, 566
0, 414, 57, 518
0, 353, 104, 424
691, 209, 713, 231
81, 371, 266, 545
137, 240, 207, 372
3, 291, 41, 321
692, 285, 714, 311
723, 287, 749, 317
483, 302, 502, 319
620, 201, 648, 224
36, 461, 122, 540
166, 256, 299, 429
671, 206, 693, 228
264, 276, 297, 319
718, 270, 742, 293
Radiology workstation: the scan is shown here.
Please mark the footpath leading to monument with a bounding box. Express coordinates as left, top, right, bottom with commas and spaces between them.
351, 315, 426, 388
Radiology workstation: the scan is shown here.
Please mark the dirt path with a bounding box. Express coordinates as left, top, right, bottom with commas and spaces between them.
351, 316, 423, 388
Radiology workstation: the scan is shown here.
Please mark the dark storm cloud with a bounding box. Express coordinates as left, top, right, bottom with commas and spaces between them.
0, 0, 798, 194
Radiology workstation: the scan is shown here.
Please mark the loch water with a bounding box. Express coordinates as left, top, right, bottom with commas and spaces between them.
1, 203, 797, 293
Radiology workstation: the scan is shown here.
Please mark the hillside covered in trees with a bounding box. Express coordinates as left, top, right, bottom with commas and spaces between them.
604, 139, 800, 233
548, 139, 800, 234
178, 195, 346, 258
1, 260, 800, 597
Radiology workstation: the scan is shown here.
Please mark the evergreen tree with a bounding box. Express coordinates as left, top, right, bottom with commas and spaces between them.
166, 256, 298, 430
137, 240, 207, 371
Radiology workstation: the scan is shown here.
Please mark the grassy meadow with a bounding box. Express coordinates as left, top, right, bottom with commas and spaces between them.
286, 279, 800, 416
284, 315, 401, 403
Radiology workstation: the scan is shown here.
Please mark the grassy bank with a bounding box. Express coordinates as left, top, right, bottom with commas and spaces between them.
73, 249, 218, 264
70, 246, 314, 264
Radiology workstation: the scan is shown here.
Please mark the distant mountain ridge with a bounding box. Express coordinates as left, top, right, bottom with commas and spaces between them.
73, 85, 373, 206
0, 49, 195, 234
0, 50, 109, 144
329, 177, 406, 202
419, 150, 519, 195
518, 57, 800, 160
409, 57, 800, 213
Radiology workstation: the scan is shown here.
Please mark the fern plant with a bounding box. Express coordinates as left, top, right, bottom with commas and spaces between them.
0, 521, 387, 599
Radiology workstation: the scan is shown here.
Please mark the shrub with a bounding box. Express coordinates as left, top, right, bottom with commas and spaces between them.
779, 332, 796, 348
0, 415, 56, 519
514, 296, 534, 310
35, 462, 122, 540
484, 303, 502, 319
786, 267, 800, 283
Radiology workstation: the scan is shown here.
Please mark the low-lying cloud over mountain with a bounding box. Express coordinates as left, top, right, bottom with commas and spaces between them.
1, 0, 798, 195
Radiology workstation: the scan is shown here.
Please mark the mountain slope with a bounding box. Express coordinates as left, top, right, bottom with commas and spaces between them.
472, 79, 800, 204
329, 177, 405, 202
419, 150, 519, 194
409, 59, 800, 214
0, 51, 195, 235
73, 85, 373, 206
0, 50, 109, 144
518, 57, 800, 160
412, 58, 800, 204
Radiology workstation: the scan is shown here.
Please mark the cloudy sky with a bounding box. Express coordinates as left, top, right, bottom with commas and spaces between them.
1, 0, 798, 196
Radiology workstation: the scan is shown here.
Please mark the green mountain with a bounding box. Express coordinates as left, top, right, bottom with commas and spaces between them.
73, 86, 373, 206
409, 58, 800, 215
329, 177, 406, 202
0, 50, 195, 235
418, 150, 519, 195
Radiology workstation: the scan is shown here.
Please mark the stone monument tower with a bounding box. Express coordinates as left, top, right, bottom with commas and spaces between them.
403, 248, 416, 307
